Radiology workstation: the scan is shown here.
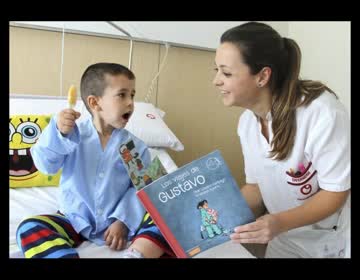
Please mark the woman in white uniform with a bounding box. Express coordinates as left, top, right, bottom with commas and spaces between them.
213, 22, 350, 258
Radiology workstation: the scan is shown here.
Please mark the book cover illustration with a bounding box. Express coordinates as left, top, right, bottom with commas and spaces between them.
119, 139, 167, 190
136, 150, 255, 258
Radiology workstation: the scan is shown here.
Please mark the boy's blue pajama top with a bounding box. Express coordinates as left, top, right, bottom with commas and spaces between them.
30, 116, 150, 246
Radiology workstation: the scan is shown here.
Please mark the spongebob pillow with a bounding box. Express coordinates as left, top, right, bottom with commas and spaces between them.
9, 114, 61, 188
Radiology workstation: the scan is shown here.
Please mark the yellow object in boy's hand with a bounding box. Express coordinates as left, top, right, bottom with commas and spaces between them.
68, 85, 77, 109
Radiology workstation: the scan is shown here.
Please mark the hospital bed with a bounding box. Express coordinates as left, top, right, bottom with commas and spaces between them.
9, 94, 255, 258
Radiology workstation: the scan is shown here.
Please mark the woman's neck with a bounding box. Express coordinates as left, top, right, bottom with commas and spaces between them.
251, 88, 272, 121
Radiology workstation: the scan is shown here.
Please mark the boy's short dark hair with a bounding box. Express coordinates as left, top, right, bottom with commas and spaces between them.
80, 62, 135, 113
197, 199, 208, 209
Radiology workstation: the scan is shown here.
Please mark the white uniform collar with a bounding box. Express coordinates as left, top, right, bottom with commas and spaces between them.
253, 111, 272, 122
265, 111, 272, 121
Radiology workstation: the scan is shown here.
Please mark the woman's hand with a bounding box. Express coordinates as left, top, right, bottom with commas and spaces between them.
230, 214, 283, 244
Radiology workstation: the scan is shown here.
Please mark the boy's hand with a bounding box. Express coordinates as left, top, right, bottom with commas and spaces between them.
104, 220, 129, 250
56, 109, 81, 135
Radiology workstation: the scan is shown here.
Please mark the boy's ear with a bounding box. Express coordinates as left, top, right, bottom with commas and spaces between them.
87, 95, 100, 111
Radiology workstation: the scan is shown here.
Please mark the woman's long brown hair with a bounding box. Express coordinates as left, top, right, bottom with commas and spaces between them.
221, 22, 337, 160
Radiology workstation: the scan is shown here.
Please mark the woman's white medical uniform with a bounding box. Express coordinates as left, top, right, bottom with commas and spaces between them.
238, 91, 350, 258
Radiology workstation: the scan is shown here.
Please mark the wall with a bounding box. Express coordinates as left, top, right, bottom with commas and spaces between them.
10, 27, 159, 104
156, 45, 246, 184
10, 21, 350, 190
9, 26, 247, 186
289, 21, 351, 115
12, 21, 288, 50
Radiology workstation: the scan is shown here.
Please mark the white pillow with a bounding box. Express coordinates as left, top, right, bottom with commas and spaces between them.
10, 95, 184, 151
78, 101, 183, 151
77, 100, 166, 120
10, 95, 85, 115
125, 102, 184, 151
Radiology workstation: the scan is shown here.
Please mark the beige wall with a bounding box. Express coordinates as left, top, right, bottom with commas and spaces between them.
10, 27, 160, 103
9, 26, 246, 186
289, 21, 351, 115
10, 27, 62, 96
156, 45, 245, 184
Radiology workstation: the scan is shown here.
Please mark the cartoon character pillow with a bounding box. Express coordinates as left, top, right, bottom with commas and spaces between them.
9, 114, 61, 188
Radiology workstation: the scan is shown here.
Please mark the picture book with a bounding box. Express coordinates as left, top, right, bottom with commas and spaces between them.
119, 140, 255, 258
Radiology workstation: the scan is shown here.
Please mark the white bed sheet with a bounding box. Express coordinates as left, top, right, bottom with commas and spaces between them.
9, 148, 176, 257
9, 148, 254, 258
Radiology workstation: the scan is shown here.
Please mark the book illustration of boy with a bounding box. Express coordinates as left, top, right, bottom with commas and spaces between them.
207, 208, 218, 224
135, 158, 144, 170
119, 140, 149, 189
119, 141, 142, 170
197, 200, 223, 239
130, 171, 141, 186
142, 174, 153, 185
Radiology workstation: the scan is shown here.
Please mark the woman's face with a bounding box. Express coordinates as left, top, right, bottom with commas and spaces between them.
213, 42, 259, 108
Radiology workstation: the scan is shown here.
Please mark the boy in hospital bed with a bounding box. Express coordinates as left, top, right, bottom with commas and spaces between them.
16, 62, 174, 258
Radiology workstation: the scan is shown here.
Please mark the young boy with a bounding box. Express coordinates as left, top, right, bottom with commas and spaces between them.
16, 63, 174, 258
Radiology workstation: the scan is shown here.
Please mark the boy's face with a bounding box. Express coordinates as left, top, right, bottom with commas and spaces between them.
96, 74, 136, 129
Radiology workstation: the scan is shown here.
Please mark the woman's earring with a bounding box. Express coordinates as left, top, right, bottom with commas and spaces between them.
258, 83, 262, 88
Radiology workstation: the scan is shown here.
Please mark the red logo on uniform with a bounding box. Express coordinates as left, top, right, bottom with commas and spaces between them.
300, 184, 312, 195
286, 161, 319, 200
